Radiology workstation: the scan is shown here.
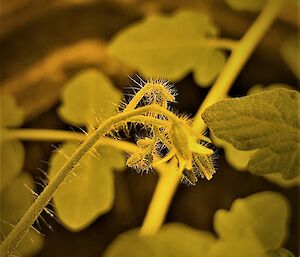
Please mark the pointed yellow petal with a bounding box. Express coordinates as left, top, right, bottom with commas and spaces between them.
190, 142, 213, 155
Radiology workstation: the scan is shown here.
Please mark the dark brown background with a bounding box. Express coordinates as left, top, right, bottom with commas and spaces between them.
1, 0, 299, 256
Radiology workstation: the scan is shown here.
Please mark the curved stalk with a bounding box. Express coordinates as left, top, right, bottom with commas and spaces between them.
0, 104, 173, 257
139, 0, 285, 236
127, 116, 168, 126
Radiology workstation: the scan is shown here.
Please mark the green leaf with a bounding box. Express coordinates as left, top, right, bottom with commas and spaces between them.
108, 10, 226, 87
0, 173, 44, 257
58, 69, 122, 127
211, 84, 300, 188
210, 84, 297, 185
202, 88, 300, 179
281, 35, 300, 80
206, 237, 267, 257
214, 191, 290, 250
0, 138, 25, 191
48, 142, 125, 231
103, 223, 216, 257
0, 94, 24, 128
224, 0, 265, 11
267, 248, 295, 257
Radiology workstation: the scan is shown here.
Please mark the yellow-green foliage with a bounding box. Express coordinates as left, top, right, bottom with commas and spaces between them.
0, 0, 298, 256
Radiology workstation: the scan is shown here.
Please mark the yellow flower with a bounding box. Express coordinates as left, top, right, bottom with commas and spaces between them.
154, 118, 216, 185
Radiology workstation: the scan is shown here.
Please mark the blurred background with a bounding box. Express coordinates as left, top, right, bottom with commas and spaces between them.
1, 0, 299, 256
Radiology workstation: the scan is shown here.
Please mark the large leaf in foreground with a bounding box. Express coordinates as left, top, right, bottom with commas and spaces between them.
202, 89, 300, 179
58, 69, 122, 127
0, 173, 44, 257
49, 142, 125, 231
103, 223, 216, 257
211, 84, 299, 188
104, 192, 292, 257
214, 191, 290, 250
108, 10, 225, 87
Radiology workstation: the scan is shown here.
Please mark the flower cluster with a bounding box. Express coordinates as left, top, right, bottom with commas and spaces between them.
123, 78, 216, 185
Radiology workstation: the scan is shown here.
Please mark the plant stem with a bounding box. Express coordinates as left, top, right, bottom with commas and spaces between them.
0, 104, 169, 257
127, 116, 168, 127
193, 0, 284, 131
139, 0, 284, 236
139, 164, 181, 235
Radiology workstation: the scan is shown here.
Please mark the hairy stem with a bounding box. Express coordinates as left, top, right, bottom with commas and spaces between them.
127, 116, 168, 127
0, 104, 171, 257
124, 83, 153, 111
139, 0, 284, 236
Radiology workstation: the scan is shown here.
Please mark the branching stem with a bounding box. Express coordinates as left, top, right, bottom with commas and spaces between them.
0, 0, 285, 253
0, 104, 173, 257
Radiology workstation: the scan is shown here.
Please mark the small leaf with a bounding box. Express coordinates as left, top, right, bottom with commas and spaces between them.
281, 35, 300, 80
58, 69, 122, 127
48, 142, 124, 231
103, 223, 216, 257
0, 94, 24, 127
108, 10, 225, 87
0, 138, 25, 191
0, 173, 44, 257
202, 89, 300, 179
214, 191, 290, 250
267, 248, 295, 257
224, 0, 265, 11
